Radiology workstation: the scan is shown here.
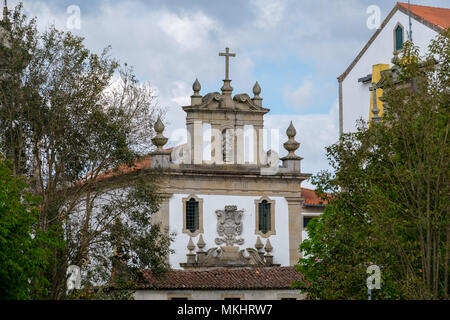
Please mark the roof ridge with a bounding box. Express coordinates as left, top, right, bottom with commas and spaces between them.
338, 2, 449, 82
398, 2, 450, 10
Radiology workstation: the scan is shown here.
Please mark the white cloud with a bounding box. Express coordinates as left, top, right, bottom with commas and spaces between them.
265, 100, 340, 187
251, 0, 286, 29
283, 78, 315, 111
157, 11, 217, 50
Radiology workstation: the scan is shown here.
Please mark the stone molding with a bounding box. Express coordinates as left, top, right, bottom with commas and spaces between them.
254, 197, 276, 238
182, 194, 204, 237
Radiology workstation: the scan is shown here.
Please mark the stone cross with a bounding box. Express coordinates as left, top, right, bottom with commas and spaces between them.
219, 47, 236, 80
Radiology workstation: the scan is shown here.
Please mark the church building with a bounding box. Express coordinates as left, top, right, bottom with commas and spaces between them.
118, 48, 325, 300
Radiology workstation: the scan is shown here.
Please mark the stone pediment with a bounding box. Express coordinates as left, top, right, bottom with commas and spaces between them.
186, 91, 268, 113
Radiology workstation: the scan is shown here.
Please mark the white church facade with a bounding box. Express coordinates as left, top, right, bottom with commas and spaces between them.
338, 2, 450, 135
101, 48, 328, 300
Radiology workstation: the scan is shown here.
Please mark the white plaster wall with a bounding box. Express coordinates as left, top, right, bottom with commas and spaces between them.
342, 10, 439, 134
135, 289, 304, 300
169, 194, 290, 269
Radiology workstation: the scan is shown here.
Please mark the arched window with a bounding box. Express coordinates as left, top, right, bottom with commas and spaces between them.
222, 129, 232, 163
186, 198, 199, 233
395, 24, 404, 51
258, 200, 271, 234
255, 197, 276, 237
182, 195, 203, 236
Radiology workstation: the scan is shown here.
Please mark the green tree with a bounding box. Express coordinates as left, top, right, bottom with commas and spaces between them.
0, 156, 55, 299
295, 29, 449, 300
0, 4, 171, 299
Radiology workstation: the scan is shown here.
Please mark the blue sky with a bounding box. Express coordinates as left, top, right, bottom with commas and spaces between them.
9, 0, 450, 186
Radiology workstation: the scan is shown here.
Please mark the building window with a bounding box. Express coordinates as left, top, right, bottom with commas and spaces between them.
182, 195, 204, 237
395, 24, 404, 51
259, 200, 271, 234
186, 198, 199, 233
303, 217, 315, 230
255, 197, 276, 238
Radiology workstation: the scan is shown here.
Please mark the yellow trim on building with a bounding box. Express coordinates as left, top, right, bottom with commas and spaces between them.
369, 64, 390, 122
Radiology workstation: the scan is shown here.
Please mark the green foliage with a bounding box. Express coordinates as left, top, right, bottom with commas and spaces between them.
0, 4, 169, 299
295, 29, 449, 300
0, 157, 54, 299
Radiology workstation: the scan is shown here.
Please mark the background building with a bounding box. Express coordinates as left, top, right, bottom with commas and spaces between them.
338, 2, 450, 135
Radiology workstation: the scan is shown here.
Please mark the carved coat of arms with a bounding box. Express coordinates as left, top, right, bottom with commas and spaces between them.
215, 206, 244, 246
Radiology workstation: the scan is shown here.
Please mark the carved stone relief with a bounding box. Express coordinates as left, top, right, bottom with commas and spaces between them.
215, 205, 244, 246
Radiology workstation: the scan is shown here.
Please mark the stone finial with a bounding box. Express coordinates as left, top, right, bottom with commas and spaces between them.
264, 239, 273, 253
197, 234, 206, 251
286, 122, 296, 138
255, 236, 264, 251
252, 81, 263, 107
191, 79, 202, 105
264, 239, 274, 265
186, 237, 196, 264
151, 117, 168, 151
281, 122, 303, 172
255, 236, 265, 261
253, 81, 261, 98
192, 78, 201, 95
196, 235, 207, 263
187, 237, 195, 253
282, 122, 301, 159
154, 116, 164, 134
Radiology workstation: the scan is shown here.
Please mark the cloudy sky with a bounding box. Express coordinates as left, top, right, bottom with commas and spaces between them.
8, 0, 449, 187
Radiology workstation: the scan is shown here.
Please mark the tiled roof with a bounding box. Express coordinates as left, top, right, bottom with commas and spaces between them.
398, 2, 450, 30
338, 2, 450, 82
95, 155, 152, 182
301, 188, 328, 206
138, 267, 303, 290
93, 147, 175, 182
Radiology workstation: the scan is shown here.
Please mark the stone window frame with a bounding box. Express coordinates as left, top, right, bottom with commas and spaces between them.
393, 22, 405, 53
182, 194, 204, 237
254, 197, 276, 238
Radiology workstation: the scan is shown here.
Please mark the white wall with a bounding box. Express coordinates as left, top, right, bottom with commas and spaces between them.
342, 10, 438, 134
169, 194, 290, 269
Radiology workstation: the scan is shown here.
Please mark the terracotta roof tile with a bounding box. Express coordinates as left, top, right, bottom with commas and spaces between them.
138, 267, 303, 290
301, 188, 328, 206
338, 2, 449, 82
95, 155, 152, 182
398, 2, 450, 30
